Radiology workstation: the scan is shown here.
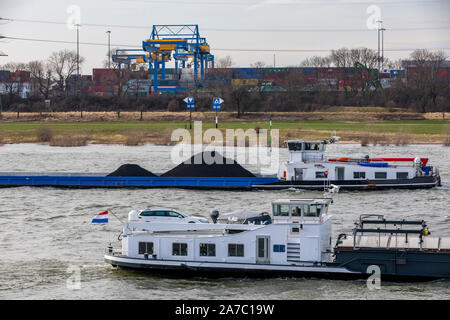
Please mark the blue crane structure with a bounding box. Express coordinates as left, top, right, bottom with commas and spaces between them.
143, 24, 214, 92
111, 48, 149, 70
111, 24, 214, 95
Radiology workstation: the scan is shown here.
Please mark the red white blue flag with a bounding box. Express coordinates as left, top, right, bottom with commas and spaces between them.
92, 210, 109, 223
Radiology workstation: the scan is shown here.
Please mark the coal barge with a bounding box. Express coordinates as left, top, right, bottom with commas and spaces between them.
0, 141, 441, 190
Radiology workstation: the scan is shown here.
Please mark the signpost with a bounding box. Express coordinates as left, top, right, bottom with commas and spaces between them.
184, 97, 195, 129
270, 115, 273, 152
45, 99, 52, 113
212, 97, 224, 129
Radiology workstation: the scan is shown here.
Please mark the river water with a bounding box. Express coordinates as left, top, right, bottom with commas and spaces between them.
0, 143, 449, 300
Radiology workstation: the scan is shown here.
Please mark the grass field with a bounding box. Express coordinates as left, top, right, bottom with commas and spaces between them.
1, 118, 449, 145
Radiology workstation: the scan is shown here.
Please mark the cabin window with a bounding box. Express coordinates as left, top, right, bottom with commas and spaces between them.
288, 142, 302, 151
273, 245, 286, 253
315, 171, 327, 178
172, 243, 188, 256
138, 242, 153, 255
304, 204, 322, 217
291, 227, 300, 233
304, 143, 323, 151
228, 244, 244, 257
397, 172, 409, 179
375, 172, 387, 179
291, 206, 302, 217
199, 243, 216, 257
353, 172, 366, 179
273, 204, 290, 217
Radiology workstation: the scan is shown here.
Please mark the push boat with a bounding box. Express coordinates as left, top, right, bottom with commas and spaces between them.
255, 137, 441, 190
105, 199, 450, 280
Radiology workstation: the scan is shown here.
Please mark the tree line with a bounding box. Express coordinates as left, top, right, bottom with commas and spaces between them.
0, 47, 449, 118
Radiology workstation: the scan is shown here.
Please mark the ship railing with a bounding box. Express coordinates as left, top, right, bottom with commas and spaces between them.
415, 165, 435, 177
105, 246, 122, 256
353, 215, 428, 250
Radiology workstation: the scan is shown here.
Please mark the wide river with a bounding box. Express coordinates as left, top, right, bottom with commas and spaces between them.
0, 143, 449, 299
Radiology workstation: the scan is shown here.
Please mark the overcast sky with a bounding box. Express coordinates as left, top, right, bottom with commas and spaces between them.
0, 0, 449, 73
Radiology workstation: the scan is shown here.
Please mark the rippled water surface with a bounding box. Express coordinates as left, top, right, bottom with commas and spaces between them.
0, 143, 449, 299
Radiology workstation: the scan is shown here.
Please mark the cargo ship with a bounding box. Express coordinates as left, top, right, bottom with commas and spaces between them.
0, 138, 441, 190
104, 198, 450, 281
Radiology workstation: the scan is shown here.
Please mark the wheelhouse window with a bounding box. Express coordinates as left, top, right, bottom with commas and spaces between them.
291, 206, 301, 217
397, 172, 409, 179
304, 204, 324, 217
138, 242, 153, 255
199, 243, 216, 257
228, 244, 244, 257
304, 143, 323, 151
273, 204, 290, 217
172, 243, 188, 256
353, 172, 366, 179
375, 172, 387, 179
288, 142, 302, 151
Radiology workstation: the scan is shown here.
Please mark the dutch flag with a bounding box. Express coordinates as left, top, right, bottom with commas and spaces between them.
91, 210, 109, 223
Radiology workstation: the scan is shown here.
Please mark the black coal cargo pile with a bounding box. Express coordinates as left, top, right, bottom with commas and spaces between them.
107, 164, 157, 177
161, 151, 256, 177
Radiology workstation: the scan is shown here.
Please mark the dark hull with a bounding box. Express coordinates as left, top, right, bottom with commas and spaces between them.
334, 248, 450, 280
254, 176, 440, 191
0, 174, 440, 191
105, 256, 448, 282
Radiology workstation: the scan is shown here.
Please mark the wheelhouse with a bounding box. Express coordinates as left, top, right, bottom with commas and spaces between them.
271, 198, 332, 223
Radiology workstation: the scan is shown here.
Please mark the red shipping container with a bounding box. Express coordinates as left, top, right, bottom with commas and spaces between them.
93, 68, 118, 86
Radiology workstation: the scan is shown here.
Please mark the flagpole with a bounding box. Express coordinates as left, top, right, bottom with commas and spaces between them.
108, 210, 124, 224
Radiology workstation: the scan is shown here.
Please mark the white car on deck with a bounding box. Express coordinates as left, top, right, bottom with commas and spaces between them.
128, 208, 209, 223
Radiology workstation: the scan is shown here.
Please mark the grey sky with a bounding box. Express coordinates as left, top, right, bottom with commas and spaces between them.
0, 0, 449, 73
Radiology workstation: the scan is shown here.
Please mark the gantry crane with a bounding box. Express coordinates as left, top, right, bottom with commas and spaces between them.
111, 49, 149, 70
142, 24, 214, 92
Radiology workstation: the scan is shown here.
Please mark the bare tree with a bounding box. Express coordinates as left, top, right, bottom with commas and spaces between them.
251, 61, 266, 68
229, 86, 250, 118
216, 56, 234, 68
408, 49, 448, 112
27, 60, 53, 99
330, 48, 351, 68
349, 48, 378, 70
48, 49, 85, 94
0, 62, 27, 109
300, 56, 331, 67
386, 58, 403, 70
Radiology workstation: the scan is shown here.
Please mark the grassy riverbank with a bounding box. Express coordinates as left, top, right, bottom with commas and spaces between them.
0, 111, 449, 146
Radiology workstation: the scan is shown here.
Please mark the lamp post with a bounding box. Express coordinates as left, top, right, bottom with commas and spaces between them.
75, 24, 80, 79
0, 50, 7, 118
0, 43, 7, 119
75, 24, 82, 118
376, 20, 383, 73
106, 30, 111, 69
381, 27, 386, 71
